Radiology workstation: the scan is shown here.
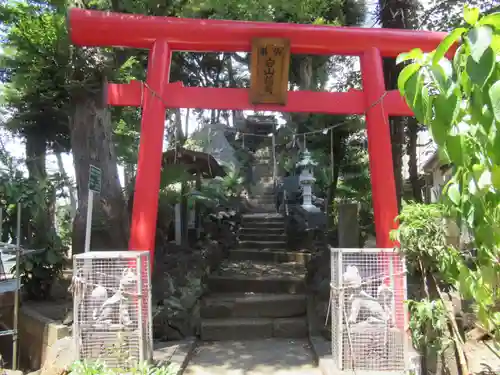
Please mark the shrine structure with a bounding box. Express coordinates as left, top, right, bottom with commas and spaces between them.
68, 9, 447, 264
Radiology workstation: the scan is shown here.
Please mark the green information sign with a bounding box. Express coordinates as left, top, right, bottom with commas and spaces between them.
88, 165, 102, 193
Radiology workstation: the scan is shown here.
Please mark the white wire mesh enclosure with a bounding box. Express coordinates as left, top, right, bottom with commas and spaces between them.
72, 251, 152, 368
330, 247, 408, 374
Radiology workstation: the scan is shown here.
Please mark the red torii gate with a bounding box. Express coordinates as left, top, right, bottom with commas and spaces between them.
68, 9, 446, 263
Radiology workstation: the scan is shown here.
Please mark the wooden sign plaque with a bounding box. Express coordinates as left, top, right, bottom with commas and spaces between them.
249, 38, 291, 105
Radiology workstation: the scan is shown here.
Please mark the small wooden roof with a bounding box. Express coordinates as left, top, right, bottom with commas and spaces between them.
162, 148, 226, 178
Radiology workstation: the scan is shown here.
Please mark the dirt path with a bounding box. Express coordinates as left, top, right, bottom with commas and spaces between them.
184, 339, 321, 375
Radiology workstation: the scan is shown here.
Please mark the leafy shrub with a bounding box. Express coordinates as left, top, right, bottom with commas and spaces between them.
69, 360, 180, 375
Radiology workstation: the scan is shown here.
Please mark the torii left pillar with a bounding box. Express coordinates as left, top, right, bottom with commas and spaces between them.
129, 40, 170, 270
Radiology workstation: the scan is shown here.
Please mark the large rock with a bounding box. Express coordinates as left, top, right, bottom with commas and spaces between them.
190, 123, 240, 169
306, 243, 332, 338
152, 240, 224, 340
39, 337, 75, 375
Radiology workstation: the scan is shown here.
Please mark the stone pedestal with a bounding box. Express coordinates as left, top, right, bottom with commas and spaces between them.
338, 203, 359, 248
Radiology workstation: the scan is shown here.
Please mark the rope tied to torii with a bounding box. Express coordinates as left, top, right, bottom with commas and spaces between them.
139, 80, 389, 141
138, 80, 389, 188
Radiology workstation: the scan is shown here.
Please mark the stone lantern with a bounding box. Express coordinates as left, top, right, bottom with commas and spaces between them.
297, 149, 319, 212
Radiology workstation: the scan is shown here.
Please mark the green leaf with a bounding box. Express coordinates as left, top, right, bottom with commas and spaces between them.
471, 89, 484, 125
396, 48, 424, 65
492, 165, 500, 190
435, 91, 460, 126
465, 47, 495, 87
433, 28, 467, 65
430, 63, 452, 93
477, 170, 492, 191
446, 182, 461, 206
397, 63, 421, 96
466, 203, 475, 227
480, 107, 494, 134
490, 126, 500, 164
467, 25, 493, 63
489, 80, 500, 122
479, 12, 500, 30
404, 71, 426, 123
46, 249, 60, 265
438, 148, 451, 164
445, 136, 463, 166
24, 260, 34, 272
453, 44, 466, 71
464, 5, 480, 25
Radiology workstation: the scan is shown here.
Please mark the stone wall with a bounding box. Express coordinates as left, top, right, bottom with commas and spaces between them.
0, 305, 70, 371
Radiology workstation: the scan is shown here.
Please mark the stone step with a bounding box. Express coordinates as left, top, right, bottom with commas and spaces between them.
200, 317, 308, 340
248, 200, 275, 207
229, 249, 311, 264
245, 201, 275, 208
240, 227, 284, 235
244, 202, 276, 211
200, 293, 306, 319
239, 240, 286, 250
245, 206, 277, 214
207, 275, 305, 294
239, 233, 286, 241
241, 221, 284, 230
242, 213, 283, 223
248, 193, 275, 199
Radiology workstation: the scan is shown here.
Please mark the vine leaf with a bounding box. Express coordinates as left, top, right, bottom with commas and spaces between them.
489, 80, 500, 122
446, 182, 461, 206
465, 47, 495, 88
467, 25, 493, 63
445, 136, 463, 166
479, 12, 500, 30
396, 48, 423, 65
464, 5, 480, 26
397, 63, 420, 96
492, 165, 500, 190
433, 28, 466, 65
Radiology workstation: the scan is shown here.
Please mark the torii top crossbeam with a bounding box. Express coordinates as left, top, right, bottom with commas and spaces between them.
69, 9, 445, 56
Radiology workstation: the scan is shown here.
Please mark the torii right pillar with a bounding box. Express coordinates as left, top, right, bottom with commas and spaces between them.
361, 47, 404, 330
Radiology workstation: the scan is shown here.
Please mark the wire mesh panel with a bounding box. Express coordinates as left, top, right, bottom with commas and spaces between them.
330, 247, 408, 374
72, 251, 152, 369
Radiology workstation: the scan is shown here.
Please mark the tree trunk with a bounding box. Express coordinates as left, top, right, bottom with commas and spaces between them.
25, 129, 57, 248
123, 162, 135, 199
25, 129, 47, 181
56, 151, 77, 220
381, 58, 405, 211
70, 91, 129, 254
379, 0, 419, 212
407, 117, 422, 202
330, 131, 345, 203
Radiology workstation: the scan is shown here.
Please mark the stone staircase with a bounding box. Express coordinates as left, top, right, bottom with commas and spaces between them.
246, 150, 276, 213
200, 212, 311, 340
